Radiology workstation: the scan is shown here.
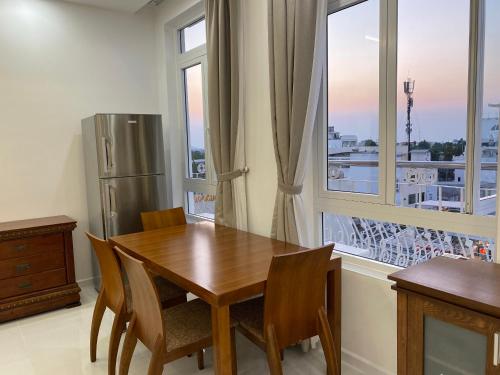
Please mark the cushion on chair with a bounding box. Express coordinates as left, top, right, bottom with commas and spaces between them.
164, 298, 236, 352
123, 272, 186, 313
230, 296, 265, 342
153, 275, 187, 302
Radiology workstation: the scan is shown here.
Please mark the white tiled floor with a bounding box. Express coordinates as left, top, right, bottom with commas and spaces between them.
0, 285, 335, 374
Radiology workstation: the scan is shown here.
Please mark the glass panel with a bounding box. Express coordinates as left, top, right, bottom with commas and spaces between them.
327, 0, 380, 194
180, 18, 206, 53
396, 0, 470, 213
322, 212, 495, 267
187, 192, 215, 220
424, 316, 487, 374
184, 64, 206, 180
475, 0, 500, 216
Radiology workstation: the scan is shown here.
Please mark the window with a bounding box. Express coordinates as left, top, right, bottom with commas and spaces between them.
476, 0, 500, 216
396, 0, 470, 213
327, 0, 380, 195
180, 18, 206, 53
318, 0, 498, 267
172, 12, 215, 220
184, 64, 206, 180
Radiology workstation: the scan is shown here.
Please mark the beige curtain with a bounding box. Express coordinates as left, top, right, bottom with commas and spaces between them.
206, 0, 248, 229
268, 0, 327, 244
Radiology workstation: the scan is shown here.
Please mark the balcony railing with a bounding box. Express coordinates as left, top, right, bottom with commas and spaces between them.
323, 214, 495, 267
327, 159, 498, 170
327, 159, 497, 215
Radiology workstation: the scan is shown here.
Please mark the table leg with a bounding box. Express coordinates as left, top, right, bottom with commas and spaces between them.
211, 305, 235, 375
327, 266, 342, 375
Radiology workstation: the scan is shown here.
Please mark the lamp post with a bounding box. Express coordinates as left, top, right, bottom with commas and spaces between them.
404, 77, 415, 160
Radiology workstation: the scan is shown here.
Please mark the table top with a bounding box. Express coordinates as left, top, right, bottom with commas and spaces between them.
388, 256, 500, 318
110, 222, 340, 307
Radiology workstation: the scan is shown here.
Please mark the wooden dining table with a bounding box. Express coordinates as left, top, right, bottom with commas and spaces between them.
109, 221, 342, 375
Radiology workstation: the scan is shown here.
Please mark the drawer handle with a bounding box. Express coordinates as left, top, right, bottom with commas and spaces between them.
16, 263, 31, 273
18, 281, 32, 289
14, 244, 27, 252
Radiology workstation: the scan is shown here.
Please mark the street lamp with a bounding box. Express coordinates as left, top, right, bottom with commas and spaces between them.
404, 77, 415, 160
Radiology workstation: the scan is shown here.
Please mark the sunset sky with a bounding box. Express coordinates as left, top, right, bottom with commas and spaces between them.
185, 63, 205, 150
328, 0, 500, 143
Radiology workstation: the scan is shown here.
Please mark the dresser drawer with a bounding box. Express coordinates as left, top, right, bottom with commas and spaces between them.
0, 269, 67, 299
0, 250, 65, 280
0, 233, 64, 261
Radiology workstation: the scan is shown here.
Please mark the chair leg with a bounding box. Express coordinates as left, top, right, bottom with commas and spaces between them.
231, 328, 237, 374
109, 307, 127, 375
119, 314, 138, 375
196, 349, 204, 370
280, 349, 284, 361
147, 335, 165, 375
90, 290, 106, 362
265, 324, 283, 375
317, 307, 339, 375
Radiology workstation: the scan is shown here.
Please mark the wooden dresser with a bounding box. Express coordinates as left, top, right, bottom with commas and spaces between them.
0, 216, 80, 322
389, 257, 500, 375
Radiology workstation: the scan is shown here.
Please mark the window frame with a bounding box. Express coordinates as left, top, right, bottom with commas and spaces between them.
316, 0, 499, 264
170, 4, 217, 221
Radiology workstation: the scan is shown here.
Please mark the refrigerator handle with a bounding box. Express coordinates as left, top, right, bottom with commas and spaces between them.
101, 137, 113, 173
108, 184, 117, 218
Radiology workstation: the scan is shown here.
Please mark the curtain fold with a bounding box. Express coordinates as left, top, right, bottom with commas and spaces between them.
268, 0, 327, 244
206, 0, 248, 229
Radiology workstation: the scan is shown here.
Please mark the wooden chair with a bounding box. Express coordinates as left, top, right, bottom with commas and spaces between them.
86, 233, 187, 375
140, 207, 187, 231
115, 247, 237, 375
231, 245, 339, 375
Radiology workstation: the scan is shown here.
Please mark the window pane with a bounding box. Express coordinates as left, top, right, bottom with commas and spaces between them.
327, 0, 380, 194
180, 19, 206, 53
322, 212, 495, 267
396, 0, 470, 213
475, 0, 500, 216
187, 192, 215, 220
184, 64, 206, 179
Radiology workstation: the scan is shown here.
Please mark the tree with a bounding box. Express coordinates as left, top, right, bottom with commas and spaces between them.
415, 140, 430, 150
363, 139, 378, 146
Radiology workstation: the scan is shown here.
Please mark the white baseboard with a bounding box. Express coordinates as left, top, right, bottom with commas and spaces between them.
341, 348, 395, 375
77, 276, 97, 288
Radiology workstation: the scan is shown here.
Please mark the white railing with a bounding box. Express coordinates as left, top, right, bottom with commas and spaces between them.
323, 214, 495, 267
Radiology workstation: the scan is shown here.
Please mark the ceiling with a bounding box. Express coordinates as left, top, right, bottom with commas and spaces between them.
62, 0, 154, 13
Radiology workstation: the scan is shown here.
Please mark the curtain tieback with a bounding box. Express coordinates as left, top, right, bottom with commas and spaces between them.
278, 182, 303, 195
217, 166, 249, 182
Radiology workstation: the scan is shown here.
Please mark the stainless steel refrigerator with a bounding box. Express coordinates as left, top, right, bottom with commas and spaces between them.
82, 114, 170, 288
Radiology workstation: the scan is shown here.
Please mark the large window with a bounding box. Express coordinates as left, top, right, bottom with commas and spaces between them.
174, 14, 215, 220
319, 0, 498, 267
327, 0, 380, 195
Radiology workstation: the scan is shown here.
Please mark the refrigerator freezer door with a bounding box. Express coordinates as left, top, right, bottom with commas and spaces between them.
95, 114, 165, 178
100, 175, 167, 237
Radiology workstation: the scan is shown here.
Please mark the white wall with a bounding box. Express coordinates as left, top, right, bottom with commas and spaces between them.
0, 0, 159, 281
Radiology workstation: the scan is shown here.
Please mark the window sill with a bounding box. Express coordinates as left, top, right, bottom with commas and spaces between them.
186, 213, 214, 223
333, 250, 401, 283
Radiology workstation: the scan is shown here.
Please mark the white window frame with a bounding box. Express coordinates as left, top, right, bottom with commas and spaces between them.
166, 3, 216, 221
315, 0, 499, 265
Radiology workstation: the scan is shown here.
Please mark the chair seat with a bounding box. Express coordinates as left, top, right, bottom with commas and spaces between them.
230, 297, 265, 342
164, 299, 236, 352
124, 274, 186, 313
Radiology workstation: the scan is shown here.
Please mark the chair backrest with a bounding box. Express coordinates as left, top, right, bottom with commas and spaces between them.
263, 245, 333, 349
86, 232, 125, 313
141, 207, 187, 231
114, 247, 165, 351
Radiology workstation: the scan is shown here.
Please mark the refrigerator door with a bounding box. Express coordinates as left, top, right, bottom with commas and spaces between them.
100, 175, 167, 237
95, 114, 165, 178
